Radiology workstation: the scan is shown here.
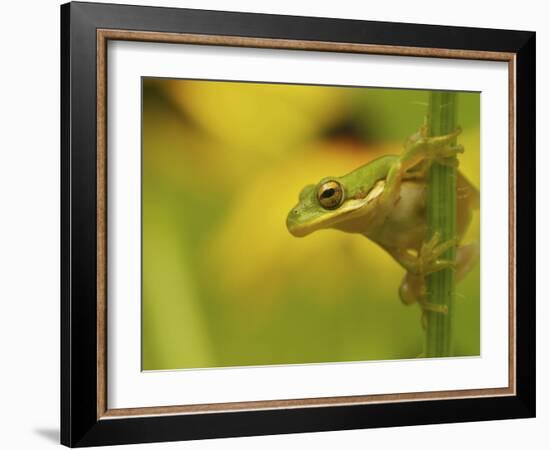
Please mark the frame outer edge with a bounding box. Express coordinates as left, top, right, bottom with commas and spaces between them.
514, 32, 536, 416
63, 2, 103, 447
60, 2, 72, 447
61, 2, 536, 446
71, 1, 532, 53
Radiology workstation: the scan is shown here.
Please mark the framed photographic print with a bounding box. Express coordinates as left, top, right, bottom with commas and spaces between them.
60, 1, 536, 447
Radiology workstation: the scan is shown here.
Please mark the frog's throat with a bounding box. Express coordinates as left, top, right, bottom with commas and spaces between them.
288, 180, 385, 237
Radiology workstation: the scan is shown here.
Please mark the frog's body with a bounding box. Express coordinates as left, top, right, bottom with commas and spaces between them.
286, 126, 479, 318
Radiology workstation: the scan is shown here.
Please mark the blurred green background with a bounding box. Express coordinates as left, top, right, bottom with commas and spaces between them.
142, 78, 480, 371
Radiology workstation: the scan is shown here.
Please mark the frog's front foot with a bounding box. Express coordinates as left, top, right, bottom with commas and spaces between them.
414, 231, 458, 277
401, 126, 463, 173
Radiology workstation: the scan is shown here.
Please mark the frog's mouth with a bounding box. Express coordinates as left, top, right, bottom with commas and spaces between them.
287, 180, 385, 237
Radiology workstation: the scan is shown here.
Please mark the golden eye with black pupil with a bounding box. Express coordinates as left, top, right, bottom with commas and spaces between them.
317, 181, 344, 210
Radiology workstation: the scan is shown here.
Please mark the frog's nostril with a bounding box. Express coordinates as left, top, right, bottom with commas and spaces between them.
293, 209, 299, 215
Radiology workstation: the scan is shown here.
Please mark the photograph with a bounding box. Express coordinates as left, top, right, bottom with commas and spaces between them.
141, 78, 481, 371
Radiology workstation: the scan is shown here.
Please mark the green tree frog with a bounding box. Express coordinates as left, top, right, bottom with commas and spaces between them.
286, 126, 479, 319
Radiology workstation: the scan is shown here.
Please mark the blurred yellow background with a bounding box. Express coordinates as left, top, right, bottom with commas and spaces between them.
142, 78, 480, 370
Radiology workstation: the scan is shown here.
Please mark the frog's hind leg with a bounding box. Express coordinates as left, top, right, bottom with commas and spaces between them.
398, 242, 479, 329
399, 273, 448, 330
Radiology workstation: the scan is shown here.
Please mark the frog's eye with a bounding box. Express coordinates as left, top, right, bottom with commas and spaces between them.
317, 180, 344, 210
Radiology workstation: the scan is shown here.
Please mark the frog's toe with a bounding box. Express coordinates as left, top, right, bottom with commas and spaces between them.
428, 258, 455, 273
432, 237, 459, 258
435, 156, 460, 168
420, 301, 449, 314
419, 302, 448, 330
421, 231, 441, 254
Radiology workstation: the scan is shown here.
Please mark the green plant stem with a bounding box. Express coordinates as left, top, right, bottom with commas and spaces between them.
425, 92, 458, 357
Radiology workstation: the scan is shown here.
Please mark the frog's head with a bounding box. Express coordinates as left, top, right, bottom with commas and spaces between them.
286, 176, 385, 237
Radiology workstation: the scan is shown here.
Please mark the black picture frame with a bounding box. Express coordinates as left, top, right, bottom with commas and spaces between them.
61, 1, 535, 447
